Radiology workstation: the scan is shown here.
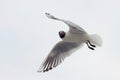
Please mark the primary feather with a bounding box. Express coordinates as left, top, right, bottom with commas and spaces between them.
37, 41, 80, 72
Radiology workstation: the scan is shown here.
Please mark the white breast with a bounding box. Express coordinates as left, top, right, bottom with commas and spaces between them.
62, 32, 89, 43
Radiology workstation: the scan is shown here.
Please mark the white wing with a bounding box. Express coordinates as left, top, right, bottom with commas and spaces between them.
45, 13, 87, 34
37, 41, 81, 73
64, 20, 87, 34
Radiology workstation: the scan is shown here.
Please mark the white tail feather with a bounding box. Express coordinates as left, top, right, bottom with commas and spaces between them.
88, 34, 103, 47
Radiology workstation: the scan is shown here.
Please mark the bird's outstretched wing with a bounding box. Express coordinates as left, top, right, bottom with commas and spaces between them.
37, 41, 80, 73
62, 20, 86, 34
45, 13, 87, 34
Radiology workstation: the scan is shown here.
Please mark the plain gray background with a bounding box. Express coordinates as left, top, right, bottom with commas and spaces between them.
0, 0, 120, 80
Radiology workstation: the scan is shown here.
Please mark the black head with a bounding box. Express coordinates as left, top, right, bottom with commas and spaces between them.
59, 31, 66, 39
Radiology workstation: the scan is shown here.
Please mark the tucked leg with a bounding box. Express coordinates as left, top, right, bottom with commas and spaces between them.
86, 41, 95, 50
87, 40, 96, 47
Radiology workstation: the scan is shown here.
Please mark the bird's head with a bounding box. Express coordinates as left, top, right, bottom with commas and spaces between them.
59, 31, 66, 39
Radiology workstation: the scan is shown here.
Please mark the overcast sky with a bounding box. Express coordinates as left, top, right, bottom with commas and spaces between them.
0, 0, 120, 80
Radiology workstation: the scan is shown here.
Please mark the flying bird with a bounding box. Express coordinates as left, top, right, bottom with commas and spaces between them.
37, 13, 102, 73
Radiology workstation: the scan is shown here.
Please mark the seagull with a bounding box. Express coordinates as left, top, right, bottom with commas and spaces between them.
37, 13, 102, 73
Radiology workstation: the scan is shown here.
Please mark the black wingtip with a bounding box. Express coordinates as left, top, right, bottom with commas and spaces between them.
45, 13, 50, 15
38, 67, 53, 73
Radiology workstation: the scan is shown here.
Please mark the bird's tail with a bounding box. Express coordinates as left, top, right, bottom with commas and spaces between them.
88, 34, 103, 47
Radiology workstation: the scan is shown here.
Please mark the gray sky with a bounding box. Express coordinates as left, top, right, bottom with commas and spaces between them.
0, 0, 120, 80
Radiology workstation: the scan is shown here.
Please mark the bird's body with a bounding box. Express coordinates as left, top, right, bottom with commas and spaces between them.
37, 13, 102, 73
63, 31, 89, 43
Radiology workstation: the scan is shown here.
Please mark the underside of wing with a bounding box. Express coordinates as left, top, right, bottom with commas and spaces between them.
37, 41, 80, 73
